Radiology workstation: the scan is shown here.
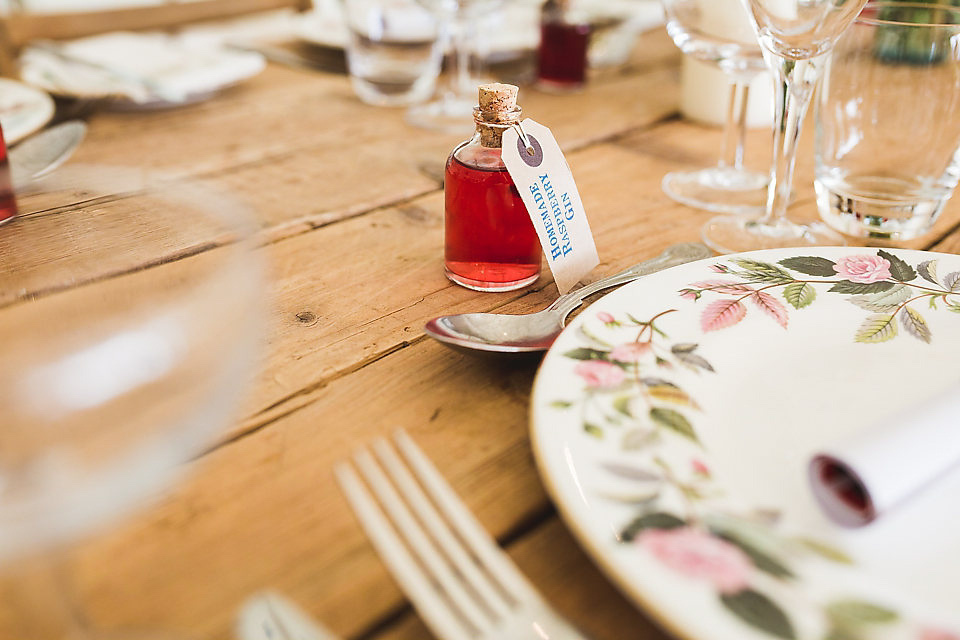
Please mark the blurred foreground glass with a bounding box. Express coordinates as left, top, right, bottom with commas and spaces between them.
0, 166, 263, 636
660, 0, 769, 215
343, 0, 442, 107
701, 0, 868, 253
816, 2, 960, 241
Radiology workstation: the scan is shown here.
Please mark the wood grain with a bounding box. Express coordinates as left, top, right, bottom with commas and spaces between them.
0, 21, 957, 640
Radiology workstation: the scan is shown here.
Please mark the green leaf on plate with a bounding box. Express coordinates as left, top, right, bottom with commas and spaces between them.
713, 531, 794, 579
671, 344, 716, 372
622, 428, 659, 450
782, 282, 816, 309
563, 347, 610, 361
847, 284, 910, 312
649, 407, 698, 443
854, 314, 898, 343
618, 512, 686, 541
900, 306, 931, 343
917, 260, 939, 285
584, 423, 604, 438
549, 400, 573, 409
613, 396, 632, 416
730, 259, 794, 283
823, 627, 861, 640
599, 462, 662, 482
648, 385, 699, 409
877, 249, 917, 282
826, 600, 899, 626
945, 271, 960, 292
829, 280, 895, 294
720, 589, 797, 639
792, 537, 855, 565
779, 256, 837, 276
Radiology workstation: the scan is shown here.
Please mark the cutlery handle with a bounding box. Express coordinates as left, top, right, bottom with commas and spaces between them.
547, 242, 712, 322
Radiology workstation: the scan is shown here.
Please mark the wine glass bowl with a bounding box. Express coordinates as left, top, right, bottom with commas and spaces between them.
0, 166, 264, 565
660, 0, 770, 215
664, 0, 765, 75
746, 0, 870, 59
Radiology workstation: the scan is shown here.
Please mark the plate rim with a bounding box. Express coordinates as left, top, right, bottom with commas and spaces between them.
529, 245, 960, 640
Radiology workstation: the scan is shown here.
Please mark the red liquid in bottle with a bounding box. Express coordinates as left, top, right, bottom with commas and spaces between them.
0, 126, 17, 225
537, 19, 591, 91
444, 147, 541, 291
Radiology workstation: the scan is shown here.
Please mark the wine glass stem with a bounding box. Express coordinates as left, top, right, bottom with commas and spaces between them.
760, 52, 828, 225
719, 80, 751, 171
443, 8, 476, 99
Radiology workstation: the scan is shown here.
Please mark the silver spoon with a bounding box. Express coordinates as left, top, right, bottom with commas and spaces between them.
10, 120, 87, 189
425, 242, 712, 355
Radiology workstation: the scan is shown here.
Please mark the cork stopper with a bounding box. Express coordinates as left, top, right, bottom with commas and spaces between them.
476, 83, 522, 147
478, 83, 518, 122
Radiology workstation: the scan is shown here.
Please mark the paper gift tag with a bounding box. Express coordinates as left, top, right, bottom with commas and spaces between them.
502, 118, 599, 294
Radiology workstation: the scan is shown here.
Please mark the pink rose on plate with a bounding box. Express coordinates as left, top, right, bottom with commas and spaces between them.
610, 342, 651, 363
637, 526, 751, 594
833, 255, 892, 283
596, 312, 615, 324
574, 360, 625, 388
919, 629, 960, 640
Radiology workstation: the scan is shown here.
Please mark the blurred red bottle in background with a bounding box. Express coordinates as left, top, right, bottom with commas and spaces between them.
0, 124, 17, 224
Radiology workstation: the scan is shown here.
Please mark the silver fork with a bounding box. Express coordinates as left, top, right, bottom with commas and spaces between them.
335, 430, 587, 640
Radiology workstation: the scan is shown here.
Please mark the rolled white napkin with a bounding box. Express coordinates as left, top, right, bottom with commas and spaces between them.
809, 387, 960, 527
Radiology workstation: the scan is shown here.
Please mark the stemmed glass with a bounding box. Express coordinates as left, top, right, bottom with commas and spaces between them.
0, 166, 264, 637
701, 0, 868, 253
407, 0, 502, 134
661, 0, 770, 215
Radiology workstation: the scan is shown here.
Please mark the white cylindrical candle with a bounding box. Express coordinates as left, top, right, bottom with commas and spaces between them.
680, 57, 773, 128
697, 0, 758, 44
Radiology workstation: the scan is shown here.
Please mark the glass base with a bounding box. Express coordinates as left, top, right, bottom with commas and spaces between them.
701, 215, 846, 254
445, 265, 540, 291
815, 180, 949, 242
406, 95, 476, 135
662, 167, 769, 216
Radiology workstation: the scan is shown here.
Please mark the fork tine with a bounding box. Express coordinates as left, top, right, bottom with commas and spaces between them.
334, 462, 473, 640
372, 438, 513, 620
352, 447, 494, 633
392, 430, 542, 605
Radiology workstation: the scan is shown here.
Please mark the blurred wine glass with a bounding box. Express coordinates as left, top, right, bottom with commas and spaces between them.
407, 0, 503, 133
661, 0, 770, 215
0, 165, 264, 637
701, 0, 867, 253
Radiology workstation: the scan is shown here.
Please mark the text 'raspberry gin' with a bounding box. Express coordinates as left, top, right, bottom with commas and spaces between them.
443, 83, 541, 291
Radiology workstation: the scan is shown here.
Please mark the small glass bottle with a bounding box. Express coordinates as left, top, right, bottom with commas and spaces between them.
0, 123, 17, 225
536, 0, 591, 92
444, 83, 541, 291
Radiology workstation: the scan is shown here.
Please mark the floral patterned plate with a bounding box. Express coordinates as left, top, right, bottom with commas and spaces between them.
0, 78, 54, 145
530, 247, 960, 640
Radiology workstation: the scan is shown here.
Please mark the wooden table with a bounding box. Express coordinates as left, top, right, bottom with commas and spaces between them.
2, 27, 959, 640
